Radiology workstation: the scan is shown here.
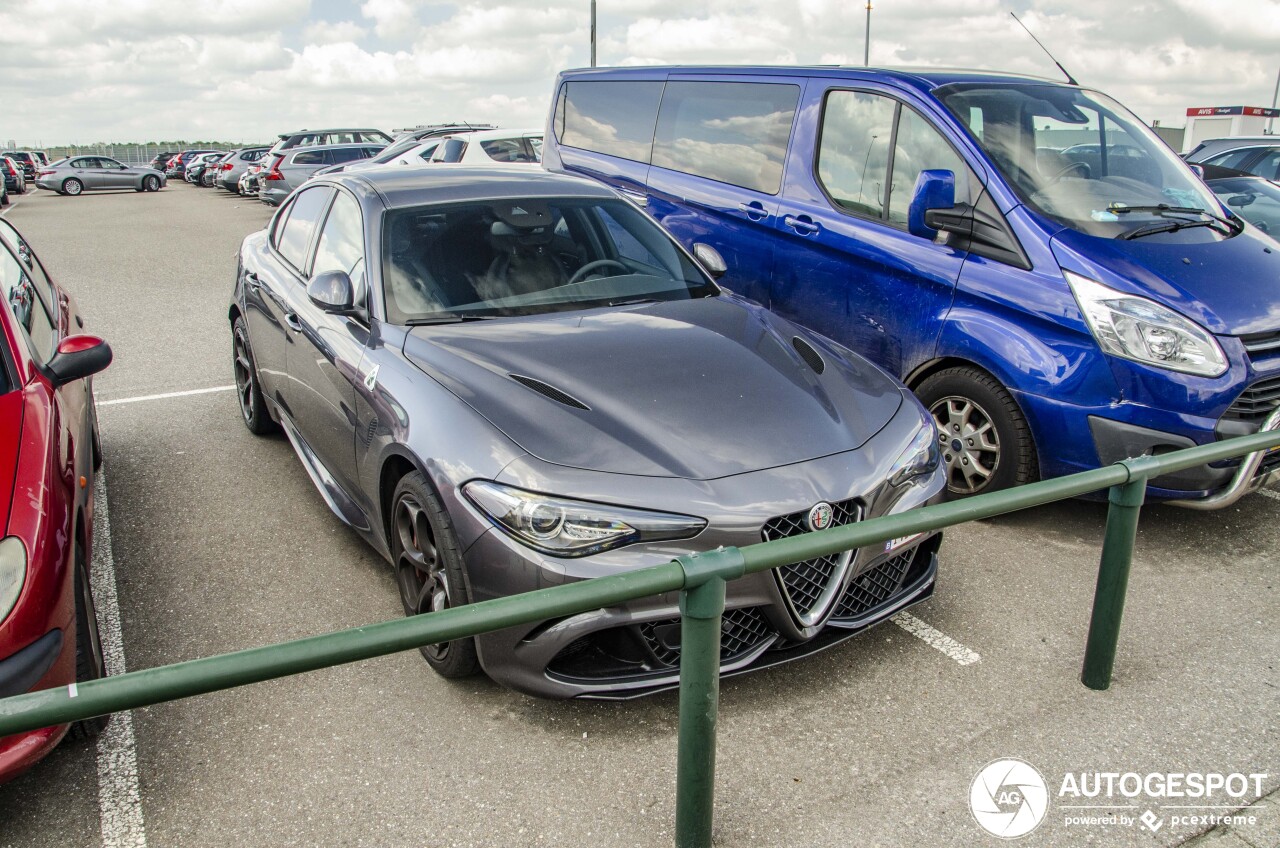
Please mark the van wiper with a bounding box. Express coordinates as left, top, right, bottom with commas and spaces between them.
404, 313, 496, 325
1109, 203, 1242, 239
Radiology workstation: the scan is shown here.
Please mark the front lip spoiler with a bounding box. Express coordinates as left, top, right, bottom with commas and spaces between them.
1168, 406, 1280, 510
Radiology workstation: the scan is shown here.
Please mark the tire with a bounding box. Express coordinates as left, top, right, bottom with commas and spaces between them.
232, 317, 276, 435
67, 541, 110, 740
915, 366, 1038, 498
389, 472, 479, 678
143, 175, 160, 192
0, 186, 8, 206
63, 178, 83, 196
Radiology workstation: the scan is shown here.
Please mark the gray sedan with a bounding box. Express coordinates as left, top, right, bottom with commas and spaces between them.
229, 167, 945, 698
36, 156, 165, 195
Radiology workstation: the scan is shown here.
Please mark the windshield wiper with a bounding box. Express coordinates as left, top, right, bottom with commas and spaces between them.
404, 313, 496, 326
606, 297, 662, 308
1108, 203, 1242, 239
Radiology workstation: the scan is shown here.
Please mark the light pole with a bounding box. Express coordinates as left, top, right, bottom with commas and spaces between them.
864, 1, 872, 67
590, 0, 597, 68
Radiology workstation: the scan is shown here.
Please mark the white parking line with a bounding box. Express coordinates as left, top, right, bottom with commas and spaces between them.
891, 611, 981, 666
98, 385, 235, 406
1260, 488, 1280, 502
91, 472, 149, 848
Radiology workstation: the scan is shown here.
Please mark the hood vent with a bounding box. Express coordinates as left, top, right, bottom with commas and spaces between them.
509, 374, 590, 410
791, 336, 826, 375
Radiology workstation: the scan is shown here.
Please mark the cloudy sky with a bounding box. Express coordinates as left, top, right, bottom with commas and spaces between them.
0, 0, 1276, 146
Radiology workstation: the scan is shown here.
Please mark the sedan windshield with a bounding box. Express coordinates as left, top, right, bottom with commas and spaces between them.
1208, 177, 1280, 241
938, 83, 1225, 238
382, 198, 717, 323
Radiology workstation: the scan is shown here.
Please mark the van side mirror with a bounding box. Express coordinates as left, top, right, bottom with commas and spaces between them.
907, 169, 957, 241
45, 335, 112, 387
307, 270, 355, 313
692, 243, 727, 280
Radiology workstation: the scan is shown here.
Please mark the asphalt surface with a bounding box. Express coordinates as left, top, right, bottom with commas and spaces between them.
0, 182, 1276, 848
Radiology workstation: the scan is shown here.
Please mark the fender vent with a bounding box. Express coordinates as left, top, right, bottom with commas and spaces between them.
509, 374, 590, 410
791, 336, 825, 375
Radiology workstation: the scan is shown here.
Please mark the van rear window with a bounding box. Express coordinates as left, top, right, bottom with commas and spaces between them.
651, 81, 799, 195
557, 81, 664, 163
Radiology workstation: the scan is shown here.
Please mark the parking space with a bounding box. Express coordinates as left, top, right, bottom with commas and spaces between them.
0, 184, 1275, 847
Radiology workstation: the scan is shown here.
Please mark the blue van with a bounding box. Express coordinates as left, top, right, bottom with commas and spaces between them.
543, 66, 1280, 507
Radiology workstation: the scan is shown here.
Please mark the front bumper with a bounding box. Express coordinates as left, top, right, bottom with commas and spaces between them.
0, 630, 69, 784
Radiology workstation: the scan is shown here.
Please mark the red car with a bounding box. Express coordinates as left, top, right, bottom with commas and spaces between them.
0, 217, 112, 783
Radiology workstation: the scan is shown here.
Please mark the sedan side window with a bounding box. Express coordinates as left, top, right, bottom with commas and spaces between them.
1206, 149, 1258, 171
276, 188, 334, 273
817, 90, 896, 218
1250, 149, 1280, 181
0, 219, 57, 313
0, 247, 57, 361
312, 192, 366, 308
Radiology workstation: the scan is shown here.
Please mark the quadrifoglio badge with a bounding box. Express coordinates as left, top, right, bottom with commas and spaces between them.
969, 759, 1268, 839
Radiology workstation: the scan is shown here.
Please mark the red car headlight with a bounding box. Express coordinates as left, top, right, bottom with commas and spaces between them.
0, 537, 27, 624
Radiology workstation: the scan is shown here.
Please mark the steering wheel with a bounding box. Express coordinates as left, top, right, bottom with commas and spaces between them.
567, 259, 630, 286
1050, 161, 1091, 183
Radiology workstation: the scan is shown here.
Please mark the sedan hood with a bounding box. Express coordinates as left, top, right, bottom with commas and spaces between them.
404, 297, 904, 480
1051, 226, 1280, 336
0, 393, 22, 530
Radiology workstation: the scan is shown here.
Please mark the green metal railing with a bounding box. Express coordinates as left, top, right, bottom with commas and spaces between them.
2, 429, 1279, 846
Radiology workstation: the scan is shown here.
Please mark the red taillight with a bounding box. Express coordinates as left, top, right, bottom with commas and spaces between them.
38, 170, 55, 177
264, 155, 285, 180
222, 163, 234, 170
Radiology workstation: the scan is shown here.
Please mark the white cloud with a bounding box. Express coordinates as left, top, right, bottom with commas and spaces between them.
303, 20, 369, 45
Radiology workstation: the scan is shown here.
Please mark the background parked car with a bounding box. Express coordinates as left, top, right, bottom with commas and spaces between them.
258, 143, 384, 206
1200, 162, 1280, 241
186, 152, 225, 185
267, 128, 392, 157
0, 216, 113, 783
425, 128, 542, 165
0, 171, 7, 207
36, 156, 165, 195
148, 151, 178, 171
28, 151, 49, 168
314, 123, 494, 177
2, 152, 38, 182
1186, 137, 1280, 180
238, 162, 264, 197
165, 150, 219, 179
215, 146, 269, 192
2, 158, 25, 196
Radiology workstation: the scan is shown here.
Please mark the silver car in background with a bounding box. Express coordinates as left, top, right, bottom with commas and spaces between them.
216, 146, 270, 191
258, 142, 384, 206
36, 156, 165, 195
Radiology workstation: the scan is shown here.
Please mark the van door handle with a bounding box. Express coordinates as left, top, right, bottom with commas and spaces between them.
784, 215, 821, 236
618, 188, 648, 207
738, 201, 768, 220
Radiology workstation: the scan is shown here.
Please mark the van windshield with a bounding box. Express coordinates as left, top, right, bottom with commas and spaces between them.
938, 83, 1224, 239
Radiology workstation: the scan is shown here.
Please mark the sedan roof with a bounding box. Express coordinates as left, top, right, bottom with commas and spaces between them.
330, 166, 615, 209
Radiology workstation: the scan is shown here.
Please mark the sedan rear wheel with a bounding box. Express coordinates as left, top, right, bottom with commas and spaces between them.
390, 472, 479, 678
63, 178, 83, 196
232, 317, 276, 434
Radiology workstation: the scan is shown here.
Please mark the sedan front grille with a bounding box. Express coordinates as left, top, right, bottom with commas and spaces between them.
762, 498, 861, 624
832, 548, 917, 620
1224, 374, 1280, 423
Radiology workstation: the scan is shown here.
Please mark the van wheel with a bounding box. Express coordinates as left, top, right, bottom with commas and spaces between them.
68, 540, 110, 740
915, 366, 1038, 497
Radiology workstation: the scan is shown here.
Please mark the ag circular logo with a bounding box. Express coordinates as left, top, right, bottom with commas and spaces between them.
807, 502, 834, 531
970, 758, 1049, 839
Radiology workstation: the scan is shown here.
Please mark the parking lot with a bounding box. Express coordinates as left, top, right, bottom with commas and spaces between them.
0, 183, 1276, 847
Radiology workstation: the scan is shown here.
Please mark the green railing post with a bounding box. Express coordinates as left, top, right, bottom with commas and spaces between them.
673, 548, 745, 848
1081, 459, 1154, 690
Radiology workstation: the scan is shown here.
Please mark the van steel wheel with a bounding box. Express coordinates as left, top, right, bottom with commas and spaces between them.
390, 472, 479, 678
915, 366, 1038, 497
63, 178, 83, 196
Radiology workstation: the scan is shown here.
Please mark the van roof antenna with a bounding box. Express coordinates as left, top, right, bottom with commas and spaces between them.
1010, 12, 1079, 86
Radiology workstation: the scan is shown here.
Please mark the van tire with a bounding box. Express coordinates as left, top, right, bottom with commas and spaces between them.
915, 366, 1038, 497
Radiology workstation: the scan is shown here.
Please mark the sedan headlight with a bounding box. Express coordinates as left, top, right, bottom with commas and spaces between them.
0, 537, 27, 624
463, 482, 706, 558
888, 421, 941, 487
1065, 271, 1227, 377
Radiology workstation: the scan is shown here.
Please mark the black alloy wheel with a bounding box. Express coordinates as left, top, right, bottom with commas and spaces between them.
232, 317, 275, 434
390, 472, 479, 678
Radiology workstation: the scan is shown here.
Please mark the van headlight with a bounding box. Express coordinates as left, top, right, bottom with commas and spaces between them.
1065, 271, 1227, 377
888, 421, 941, 487
0, 537, 27, 624
463, 482, 706, 557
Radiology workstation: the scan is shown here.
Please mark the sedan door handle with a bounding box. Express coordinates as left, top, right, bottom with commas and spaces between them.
284, 312, 303, 332
783, 215, 821, 236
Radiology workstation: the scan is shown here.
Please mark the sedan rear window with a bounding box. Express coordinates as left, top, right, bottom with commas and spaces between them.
382, 197, 716, 324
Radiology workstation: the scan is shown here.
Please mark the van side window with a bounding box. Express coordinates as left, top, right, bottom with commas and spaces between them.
651, 82, 799, 195
887, 107, 972, 227
557, 81, 664, 163
816, 91, 896, 218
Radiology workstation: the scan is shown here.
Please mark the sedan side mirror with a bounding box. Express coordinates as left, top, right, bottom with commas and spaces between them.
307, 270, 354, 313
907, 169, 957, 241
692, 243, 727, 280
45, 335, 112, 387
1188, 163, 1205, 179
